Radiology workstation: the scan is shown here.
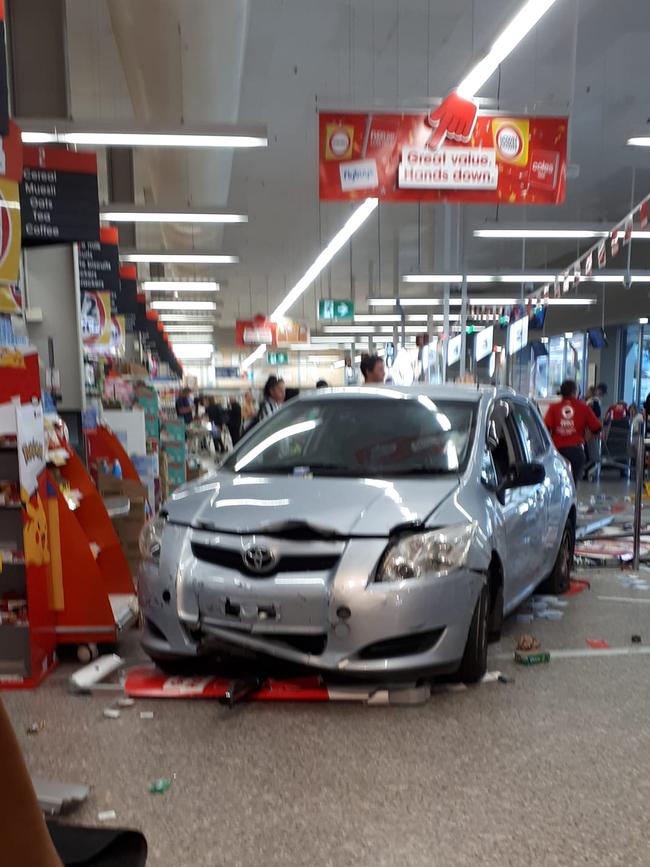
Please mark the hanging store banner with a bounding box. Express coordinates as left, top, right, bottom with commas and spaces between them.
319, 109, 567, 204
16, 402, 46, 498
78, 226, 120, 297
81, 290, 111, 347
110, 315, 126, 353
20, 147, 100, 245
236, 317, 277, 347
0, 177, 21, 283
1, 121, 24, 183
116, 264, 138, 331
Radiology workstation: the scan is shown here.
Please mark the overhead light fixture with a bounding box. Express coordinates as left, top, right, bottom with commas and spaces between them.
627, 137, 650, 148
288, 343, 341, 351
640, 317, 649, 325
100, 206, 247, 224
151, 300, 216, 311
403, 273, 552, 284
164, 325, 214, 333
142, 281, 220, 292
474, 226, 650, 240
457, 0, 560, 99
121, 251, 238, 264
158, 314, 218, 322
19, 119, 267, 148
171, 344, 215, 360
355, 313, 457, 323
270, 198, 378, 321
368, 297, 596, 307
242, 343, 267, 370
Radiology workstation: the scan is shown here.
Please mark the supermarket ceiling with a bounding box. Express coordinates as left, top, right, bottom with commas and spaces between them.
60, 0, 650, 331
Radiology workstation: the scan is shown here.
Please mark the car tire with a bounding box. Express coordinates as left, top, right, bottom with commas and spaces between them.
539, 521, 574, 595
454, 584, 489, 684
488, 581, 504, 643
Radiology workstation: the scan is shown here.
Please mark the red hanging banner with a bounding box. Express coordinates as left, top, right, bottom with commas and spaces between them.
319, 102, 568, 205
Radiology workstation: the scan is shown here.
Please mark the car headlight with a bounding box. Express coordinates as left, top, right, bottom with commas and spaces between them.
376, 523, 475, 583
139, 515, 167, 562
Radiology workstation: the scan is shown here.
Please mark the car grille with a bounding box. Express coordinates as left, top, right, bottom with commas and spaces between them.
191, 542, 340, 578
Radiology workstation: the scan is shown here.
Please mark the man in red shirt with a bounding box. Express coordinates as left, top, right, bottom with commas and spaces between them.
544, 380, 602, 484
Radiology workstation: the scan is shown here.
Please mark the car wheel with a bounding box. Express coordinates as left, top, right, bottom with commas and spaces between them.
539, 522, 574, 595
455, 584, 489, 684
488, 581, 504, 643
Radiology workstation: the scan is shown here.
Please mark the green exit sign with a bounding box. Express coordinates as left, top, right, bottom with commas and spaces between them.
318, 299, 354, 321
267, 351, 288, 365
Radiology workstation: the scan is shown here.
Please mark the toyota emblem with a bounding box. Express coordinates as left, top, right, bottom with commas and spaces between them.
242, 544, 276, 575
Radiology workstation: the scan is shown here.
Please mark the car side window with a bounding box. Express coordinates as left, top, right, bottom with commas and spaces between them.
488, 401, 522, 484
513, 402, 547, 461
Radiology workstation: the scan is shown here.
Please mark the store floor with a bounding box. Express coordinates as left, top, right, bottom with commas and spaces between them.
4, 483, 650, 867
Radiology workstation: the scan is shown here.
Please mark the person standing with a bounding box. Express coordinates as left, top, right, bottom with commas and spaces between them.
258, 375, 285, 421
360, 354, 385, 384
175, 386, 193, 426
227, 397, 242, 446
544, 379, 602, 484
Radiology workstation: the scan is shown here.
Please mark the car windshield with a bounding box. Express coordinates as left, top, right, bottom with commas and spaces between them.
224, 395, 477, 477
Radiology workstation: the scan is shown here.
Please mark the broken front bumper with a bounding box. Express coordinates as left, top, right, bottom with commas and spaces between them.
139, 522, 484, 677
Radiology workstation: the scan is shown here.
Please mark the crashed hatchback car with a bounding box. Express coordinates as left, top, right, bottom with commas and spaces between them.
139, 386, 575, 682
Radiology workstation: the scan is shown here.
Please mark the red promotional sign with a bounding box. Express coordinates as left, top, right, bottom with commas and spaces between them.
236, 316, 277, 347
319, 108, 567, 205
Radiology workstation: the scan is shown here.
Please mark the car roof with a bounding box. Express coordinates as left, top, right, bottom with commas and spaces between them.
296, 384, 517, 404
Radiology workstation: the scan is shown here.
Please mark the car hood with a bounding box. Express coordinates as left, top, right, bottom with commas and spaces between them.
163, 471, 460, 537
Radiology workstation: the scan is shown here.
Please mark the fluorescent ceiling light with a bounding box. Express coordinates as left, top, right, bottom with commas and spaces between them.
142, 281, 220, 292
151, 300, 216, 311
242, 343, 267, 370
171, 344, 214, 359
100, 206, 247, 224
164, 325, 214, 333
356, 313, 455, 323
640, 317, 649, 325
158, 314, 217, 322
288, 343, 340, 351
271, 198, 378, 321
457, 0, 560, 99
474, 227, 650, 240
19, 119, 267, 148
403, 273, 552, 284
628, 137, 650, 147
121, 251, 239, 264
368, 297, 596, 307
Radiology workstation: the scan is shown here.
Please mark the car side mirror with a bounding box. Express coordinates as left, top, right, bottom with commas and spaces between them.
497, 461, 545, 502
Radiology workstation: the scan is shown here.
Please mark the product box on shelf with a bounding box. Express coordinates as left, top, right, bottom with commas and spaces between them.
96, 470, 148, 576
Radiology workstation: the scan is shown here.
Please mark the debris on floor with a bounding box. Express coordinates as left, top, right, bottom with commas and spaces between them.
139, 710, 154, 719
516, 594, 567, 622
69, 654, 125, 695
32, 778, 89, 816
514, 634, 551, 665
97, 810, 117, 822
26, 720, 45, 735
103, 707, 120, 719
631, 634, 642, 644
586, 638, 610, 649
149, 777, 173, 795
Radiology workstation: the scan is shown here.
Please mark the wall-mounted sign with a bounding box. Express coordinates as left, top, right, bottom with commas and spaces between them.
446, 333, 462, 367
474, 325, 494, 363
215, 367, 241, 379
20, 147, 100, 245
318, 299, 354, 321
507, 317, 529, 356
319, 109, 567, 205
267, 350, 289, 366
276, 319, 309, 345
81, 290, 111, 348
78, 226, 120, 295
236, 317, 277, 347
0, 178, 21, 283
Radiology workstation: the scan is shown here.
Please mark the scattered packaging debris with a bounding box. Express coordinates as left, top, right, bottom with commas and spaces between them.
514, 634, 550, 665
103, 708, 120, 719
26, 721, 44, 735
97, 810, 117, 822
117, 697, 135, 708
498, 674, 514, 684
139, 711, 154, 720
149, 778, 173, 795
586, 638, 610, 649
631, 635, 642, 644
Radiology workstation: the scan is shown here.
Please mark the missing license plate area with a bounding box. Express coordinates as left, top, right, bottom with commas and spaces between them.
225, 599, 278, 622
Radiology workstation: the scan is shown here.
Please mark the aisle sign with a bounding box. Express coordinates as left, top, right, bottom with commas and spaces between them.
20, 147, 100, 245
0, 177, 21, 282
318, 299, 354, 321
507, 317, 529, 356
81, 290, 111, 347
236, 317, 277, 347
267, 350, 288, 365
78, 227, 120, 295
319, 107, 567, 205
474, 325, 494, 363
446, 334, 462, 367
276, 319, 310, 344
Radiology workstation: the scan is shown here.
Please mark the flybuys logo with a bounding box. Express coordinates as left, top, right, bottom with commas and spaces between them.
492, 118, 529, 166
339, 159, 379, 192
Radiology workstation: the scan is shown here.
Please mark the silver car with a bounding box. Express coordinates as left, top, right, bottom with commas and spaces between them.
139, 386, 575, 682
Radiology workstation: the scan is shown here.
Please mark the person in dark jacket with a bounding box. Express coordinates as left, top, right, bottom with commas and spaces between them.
227, 398, 242, 446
